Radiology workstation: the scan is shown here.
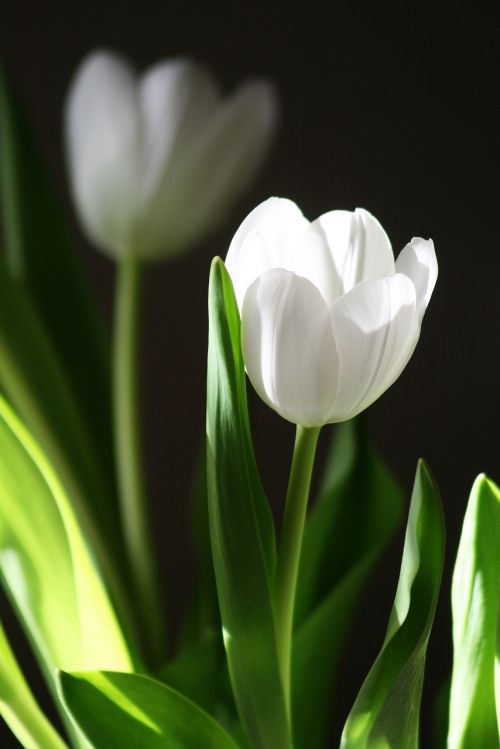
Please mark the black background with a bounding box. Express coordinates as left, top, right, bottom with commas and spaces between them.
0, 1, 498, 746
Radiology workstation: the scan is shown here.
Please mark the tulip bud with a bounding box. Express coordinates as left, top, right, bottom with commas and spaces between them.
225, 198, 437, 427
64, 50, 278, 261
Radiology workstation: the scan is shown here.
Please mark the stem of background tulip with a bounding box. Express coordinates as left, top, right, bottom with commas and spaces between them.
113, 256, 165, 666
274, 424, 321, 717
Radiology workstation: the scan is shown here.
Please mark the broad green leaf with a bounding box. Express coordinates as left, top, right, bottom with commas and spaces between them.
206, 258, 291, 749
0, 64, 113, 492
59, 670, 241, 749
0, 259, 121, 567
292, 419, 403, 748
0, 394, 134, 702
447, 474, 500, 748
341, 460, 445, 749
0, 620, 68, 749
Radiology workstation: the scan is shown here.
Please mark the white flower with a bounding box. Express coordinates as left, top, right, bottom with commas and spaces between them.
225, 197, 437, 427
65, 50, 278, 261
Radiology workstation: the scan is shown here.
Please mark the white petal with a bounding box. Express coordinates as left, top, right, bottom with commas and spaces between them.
291, 216, 347, 304
225, 197, 309, 309
141, 81, 280, 259
396, 237, 438, 321
328, 274, 419, 422
137, 59, 219, 207
297, 208, 395, 302
241, 269, 340, 426
64, 50, 141, 256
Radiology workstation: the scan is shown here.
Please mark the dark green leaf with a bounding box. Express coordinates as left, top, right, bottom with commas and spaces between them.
59, 670, 241, 749
447, 474, 500, 748
156, 632, 229, 718
341, 459, 445, 749
206, 257, 291, 749
292, 419, 403, 748
432, 678, 450, 749
178, 446, 220, 652
0, 63, 114, 506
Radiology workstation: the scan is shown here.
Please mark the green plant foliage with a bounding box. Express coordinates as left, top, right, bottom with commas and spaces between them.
0, 620, 68, 749
340, 460, 444, 749
292, 419, 403, 748
0, 63, 113, 492
432, 677, 450, 749
206, 257, 292, 749
157, 632, 228, 718
0, 394, 134, 702
59, 670, 241, 749
178, 447, 220, 652
0, 259, 116, 551
447, 474, 500, 748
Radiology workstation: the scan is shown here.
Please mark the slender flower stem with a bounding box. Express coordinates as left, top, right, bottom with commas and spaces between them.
274, 424, 321, 715
113, 257, 165, 665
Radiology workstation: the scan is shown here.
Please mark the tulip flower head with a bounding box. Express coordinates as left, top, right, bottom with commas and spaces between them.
225, 198, 437, 427
65, 50, 278, 261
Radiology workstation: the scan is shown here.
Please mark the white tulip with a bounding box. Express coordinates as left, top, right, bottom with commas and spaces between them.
225, 198, 437, 427
65, 50, 278, 260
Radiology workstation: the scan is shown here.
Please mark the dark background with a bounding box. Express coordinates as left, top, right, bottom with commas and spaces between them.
0, 1, 497, 746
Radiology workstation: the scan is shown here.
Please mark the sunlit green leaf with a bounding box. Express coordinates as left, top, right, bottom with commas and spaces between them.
0, 394, 135, 704
206, 257, 291, 749
448, 474, 500, 748
0, 620, 68, 749
59, 670, 241, 749
341, 460, 444, 749
293, 419, 403, 748
0, 63, 113, 494
0, 259, 117, 552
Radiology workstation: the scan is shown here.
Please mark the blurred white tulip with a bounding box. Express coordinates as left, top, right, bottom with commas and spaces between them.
65, 50, 278, 260
225, 198, 437, 426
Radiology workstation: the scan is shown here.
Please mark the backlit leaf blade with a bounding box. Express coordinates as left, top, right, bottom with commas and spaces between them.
447, 474, 500, 748
0, 394, 134, 700
206, 257, 291, 749
293, 420, 403, 748
0, 620, 68, 749
0, 259, 116, 549
0, 63, 113, 490
59, 670, 241, 749
340, 460, 445, 749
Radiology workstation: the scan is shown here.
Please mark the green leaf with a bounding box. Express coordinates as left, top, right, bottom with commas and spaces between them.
292, 419, 403, 749
447, 474, 500, 748
206, 257, 291, 749
432, 678, 450, 749
59, 670, 241, 749
0, 620, 68, 749
0, 63, 113, 491
0, 259, 121, 568
341, 459, 445, 749
179, 446, 220, 652
156, 632, 228, 718
0, 394, 134, 701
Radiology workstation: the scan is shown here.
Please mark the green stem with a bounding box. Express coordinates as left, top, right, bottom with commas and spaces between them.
113, 257, 165, 666
274, 424, 321, 715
